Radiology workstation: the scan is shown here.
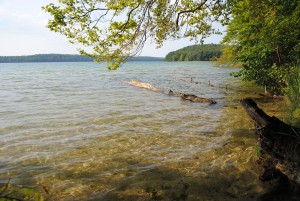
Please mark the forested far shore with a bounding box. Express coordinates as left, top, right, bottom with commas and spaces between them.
0, 54, 164, 63
165, 44, 223, 61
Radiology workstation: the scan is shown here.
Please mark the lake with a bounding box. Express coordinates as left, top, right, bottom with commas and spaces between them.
0, 61, 286, 200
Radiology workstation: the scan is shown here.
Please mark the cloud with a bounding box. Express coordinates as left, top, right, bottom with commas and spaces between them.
0, 0, 51, 33
0, 0, 80, 56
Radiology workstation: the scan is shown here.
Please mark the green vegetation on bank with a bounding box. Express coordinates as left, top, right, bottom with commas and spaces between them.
0, 54, 163, 63
222, 0, 300, 95
164, 44, 222, 61
286, 63, 300, 127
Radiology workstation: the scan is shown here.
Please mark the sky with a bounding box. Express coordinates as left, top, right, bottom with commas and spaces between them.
0, 0, 224, 57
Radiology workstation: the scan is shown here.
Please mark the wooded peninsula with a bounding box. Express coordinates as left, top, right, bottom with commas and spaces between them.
164, 44, 222, 61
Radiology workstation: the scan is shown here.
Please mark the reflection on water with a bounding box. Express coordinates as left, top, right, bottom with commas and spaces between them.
0, 62, 290, 200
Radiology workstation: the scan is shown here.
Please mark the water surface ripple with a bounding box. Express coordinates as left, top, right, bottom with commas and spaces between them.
0, 62, 275, 200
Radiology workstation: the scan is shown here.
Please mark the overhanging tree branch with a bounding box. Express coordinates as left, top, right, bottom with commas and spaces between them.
44, 0, 228, 69
176, 0, 208, 29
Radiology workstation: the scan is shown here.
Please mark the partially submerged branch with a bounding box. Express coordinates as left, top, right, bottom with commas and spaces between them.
128, 80, 161, 92
128, 80, 216, 104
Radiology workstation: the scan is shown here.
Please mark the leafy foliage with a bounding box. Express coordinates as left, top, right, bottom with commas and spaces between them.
285, 63, 300, 126
215, 45, 241, 67
164, 44, 222, 61
222, 0, 300, 95
43, 0, 230, 69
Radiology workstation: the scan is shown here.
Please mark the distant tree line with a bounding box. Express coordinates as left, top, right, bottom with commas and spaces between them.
0, 54, 163, 63
165, 44, 223, 61
0, 54, 93, 63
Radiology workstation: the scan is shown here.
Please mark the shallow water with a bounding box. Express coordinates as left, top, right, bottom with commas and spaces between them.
0, 61, 289, 200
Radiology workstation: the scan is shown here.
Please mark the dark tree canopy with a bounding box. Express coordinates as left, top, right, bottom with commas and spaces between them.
165, 44, 223, 61
43, 0, 230, 69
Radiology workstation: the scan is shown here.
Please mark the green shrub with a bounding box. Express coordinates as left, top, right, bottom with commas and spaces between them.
285, 62, 300, 127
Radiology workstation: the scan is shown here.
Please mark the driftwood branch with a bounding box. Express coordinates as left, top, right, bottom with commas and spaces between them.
128, 80, 161, 92
128, 80, 216, 104
241, 98, 300, 194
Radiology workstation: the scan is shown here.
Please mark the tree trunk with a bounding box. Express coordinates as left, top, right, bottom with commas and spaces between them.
240, 98, 300, 194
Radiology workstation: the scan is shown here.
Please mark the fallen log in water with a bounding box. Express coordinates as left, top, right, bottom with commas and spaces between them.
240, 98, 300, 194
128, 80, 161, 92
128, 80, 216, 104
179, 77, 193, 83
177, 93, 216, 104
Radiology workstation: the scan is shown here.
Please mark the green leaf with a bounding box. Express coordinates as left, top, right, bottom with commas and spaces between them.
43, 0, 229, 69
